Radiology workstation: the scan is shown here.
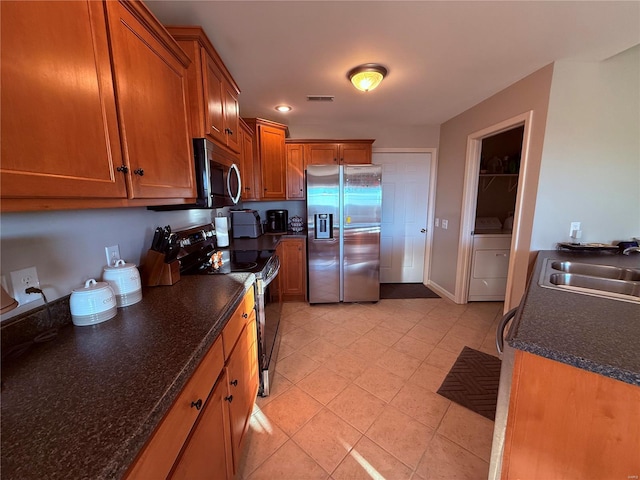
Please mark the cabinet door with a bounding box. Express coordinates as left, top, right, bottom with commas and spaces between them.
340, 143, 371, 164
280, 239, 306, 301
0, 1, 127, 201
170, 370, 233, 480
240, 123, 259, 201
223, 85, 241, 153
502, 351, 640, 479
286, 143, 305, 200
259, 125, 286, 200
203, 51, 226, 146
106, 1, 195, 200
305, 144, 339, 165
226, 316, 258, 471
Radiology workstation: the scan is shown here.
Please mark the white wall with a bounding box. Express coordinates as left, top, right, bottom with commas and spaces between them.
0, 208, 218, 319
531, 46, 640, 248
431, 65, 554, 304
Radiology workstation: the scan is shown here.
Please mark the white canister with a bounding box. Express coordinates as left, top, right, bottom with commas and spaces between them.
70, 279, 117, 326
102, 259, 142, 307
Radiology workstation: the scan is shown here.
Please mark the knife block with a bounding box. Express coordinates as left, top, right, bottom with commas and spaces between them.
141, 250, 180, 287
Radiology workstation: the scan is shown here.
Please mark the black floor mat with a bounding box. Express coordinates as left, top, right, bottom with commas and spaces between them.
379, 283, 440, 299
436, 346, 501, 421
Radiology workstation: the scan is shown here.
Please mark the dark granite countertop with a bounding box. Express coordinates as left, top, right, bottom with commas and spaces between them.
1, 273, 255, 480
508, 250, 640, 386
231, 231, 306, 251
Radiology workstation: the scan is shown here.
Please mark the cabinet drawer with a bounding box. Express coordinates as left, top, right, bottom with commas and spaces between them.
125, 336, 224, 479
222, 288, 255, 359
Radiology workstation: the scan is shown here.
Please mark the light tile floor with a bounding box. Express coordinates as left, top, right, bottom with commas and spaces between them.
237, 298, 503, 480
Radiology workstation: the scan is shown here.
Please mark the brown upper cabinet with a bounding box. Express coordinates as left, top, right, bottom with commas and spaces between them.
167, 26, 241, 155
239, 119, 259, 201
299, 140, 374, 165
0, 0, 195, 212
243, 118, 288, 201
286, 143, 305, 200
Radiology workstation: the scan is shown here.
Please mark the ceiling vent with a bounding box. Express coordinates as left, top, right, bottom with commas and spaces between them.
307, 95, 334, 102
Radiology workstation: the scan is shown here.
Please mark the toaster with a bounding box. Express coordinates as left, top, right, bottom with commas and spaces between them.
231, 210, 262, 238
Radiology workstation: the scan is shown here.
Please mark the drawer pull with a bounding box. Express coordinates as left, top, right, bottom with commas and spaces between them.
495, 253, 508, 257
225, 395, 233, 403
190, 399, 203, 410
230, 379, 238, 386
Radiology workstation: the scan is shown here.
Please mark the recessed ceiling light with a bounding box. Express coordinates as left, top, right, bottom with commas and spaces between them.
275, 105, 292, 112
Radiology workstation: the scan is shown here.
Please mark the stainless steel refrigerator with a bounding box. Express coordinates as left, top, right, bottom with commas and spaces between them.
306, 164, 382, 303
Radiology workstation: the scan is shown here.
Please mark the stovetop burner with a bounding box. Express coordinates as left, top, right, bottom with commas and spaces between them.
173, 224, 274, 276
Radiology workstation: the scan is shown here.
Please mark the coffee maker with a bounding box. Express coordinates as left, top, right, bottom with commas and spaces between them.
266, 209, 288, 233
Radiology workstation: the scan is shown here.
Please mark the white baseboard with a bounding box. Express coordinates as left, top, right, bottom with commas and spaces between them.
426, 280, 458, 303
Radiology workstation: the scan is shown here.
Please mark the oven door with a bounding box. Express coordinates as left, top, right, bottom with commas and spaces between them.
256, 254, 282, 396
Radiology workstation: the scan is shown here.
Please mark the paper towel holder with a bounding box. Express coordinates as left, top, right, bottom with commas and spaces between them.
214, 215, 230, 247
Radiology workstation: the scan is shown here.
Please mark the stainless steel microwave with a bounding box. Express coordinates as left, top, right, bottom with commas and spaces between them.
150, 138, 241, 210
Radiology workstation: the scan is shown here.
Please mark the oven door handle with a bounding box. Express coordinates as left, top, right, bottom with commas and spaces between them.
260, 254, 281, 289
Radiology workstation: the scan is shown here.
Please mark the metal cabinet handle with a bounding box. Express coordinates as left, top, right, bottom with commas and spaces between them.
116, 165, 129, 174
230, 379, 238, 386
225, 128, 233, 135
191, 399, 203, 410
225, 395, 233, 403
133, 168, 144, 176
242, 312, 248, 319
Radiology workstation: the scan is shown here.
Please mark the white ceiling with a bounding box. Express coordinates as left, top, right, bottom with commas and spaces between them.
146, 1, 640, 130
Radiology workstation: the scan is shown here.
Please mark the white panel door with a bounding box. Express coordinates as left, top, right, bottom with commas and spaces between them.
374, 152, 431, 283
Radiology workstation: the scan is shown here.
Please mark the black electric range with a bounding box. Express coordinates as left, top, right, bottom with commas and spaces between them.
172, 223, 282, 396
174, 224, 274, 277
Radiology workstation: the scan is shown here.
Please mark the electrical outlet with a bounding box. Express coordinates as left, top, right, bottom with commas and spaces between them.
10, 267, 40, 306
569, 221, 582, 240
569, 222, 581, 235
435, 218, 440, 227
105, 245, 120, 266
442, 219, 448, 230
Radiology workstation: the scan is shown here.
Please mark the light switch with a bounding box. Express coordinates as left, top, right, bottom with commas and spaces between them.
442, 219, 448, 230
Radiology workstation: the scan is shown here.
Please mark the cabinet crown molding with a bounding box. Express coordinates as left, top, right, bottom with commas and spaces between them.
286, 139, 375, 145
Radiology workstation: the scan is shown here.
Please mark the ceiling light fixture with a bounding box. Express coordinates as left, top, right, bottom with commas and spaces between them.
347, 64, 388, 92
275, 105, 292, 112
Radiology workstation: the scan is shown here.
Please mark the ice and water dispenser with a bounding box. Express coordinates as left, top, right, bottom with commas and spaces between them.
314, 213, 333, 239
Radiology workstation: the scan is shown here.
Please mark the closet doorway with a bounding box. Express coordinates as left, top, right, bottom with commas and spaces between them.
455, 111, 534, 309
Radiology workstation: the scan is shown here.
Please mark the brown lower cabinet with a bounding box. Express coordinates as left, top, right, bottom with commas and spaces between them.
277, 238, 307, 302
501, 350, 640, 478
125, 288, 257, 480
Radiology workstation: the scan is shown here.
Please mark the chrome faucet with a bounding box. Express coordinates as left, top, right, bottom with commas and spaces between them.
622, 246, 640, 255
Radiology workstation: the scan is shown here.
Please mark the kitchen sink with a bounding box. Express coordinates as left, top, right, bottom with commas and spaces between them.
550, 261, 640, 281
539, 259, 640, 303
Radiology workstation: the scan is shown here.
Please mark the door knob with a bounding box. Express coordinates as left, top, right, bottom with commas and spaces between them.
133, 168, 144, 176
420, 228, 426, 233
